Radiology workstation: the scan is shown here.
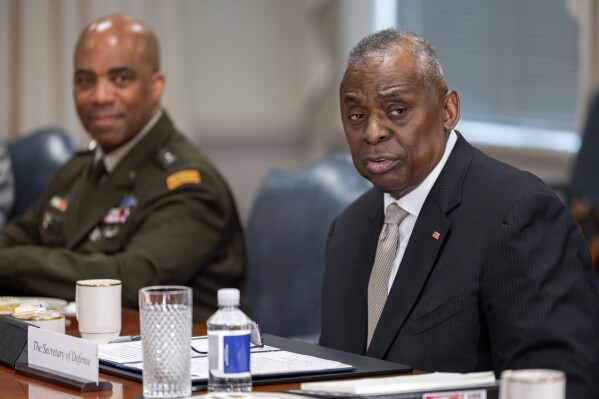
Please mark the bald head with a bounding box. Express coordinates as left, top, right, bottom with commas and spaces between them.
75, 14, 160, 73
73, 14, 165, 152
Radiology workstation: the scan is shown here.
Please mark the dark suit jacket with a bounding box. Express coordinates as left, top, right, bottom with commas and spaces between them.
321, 133, 599, 398
0, 112, 246, 322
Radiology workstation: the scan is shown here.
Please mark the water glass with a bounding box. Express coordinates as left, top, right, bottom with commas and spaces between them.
139, 286, 192, 398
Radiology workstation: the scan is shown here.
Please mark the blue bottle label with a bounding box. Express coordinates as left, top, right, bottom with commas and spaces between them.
208, 330, 251, 374
223, 334, 250, 373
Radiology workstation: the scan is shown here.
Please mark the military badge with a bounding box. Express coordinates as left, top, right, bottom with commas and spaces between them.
89, 227, 102, 242
118, 195, 138, 208
49, 196, 68, 212
166, 170, 201, 190
157, 148, 178, 167
103, 207, 131, 224
42, 212, 62, 234
103, 225, 119, 238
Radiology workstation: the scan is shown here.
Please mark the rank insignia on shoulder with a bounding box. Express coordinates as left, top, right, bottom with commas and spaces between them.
157, 148, 178, 168
166, 170, 201, 190
50, 195, 68, 212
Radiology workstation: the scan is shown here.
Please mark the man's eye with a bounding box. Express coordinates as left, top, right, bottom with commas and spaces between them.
74, 76, 94, 88
349, 113, 365, 121
113, 75, 132, 86
388, 108, 406, 117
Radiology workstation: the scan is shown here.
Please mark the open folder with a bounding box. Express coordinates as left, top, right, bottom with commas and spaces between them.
98, 336, 355, 383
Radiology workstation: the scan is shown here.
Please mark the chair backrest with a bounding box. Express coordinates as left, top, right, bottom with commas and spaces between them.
567, 92, 599, 275
7, 128, 77, 219
568, 91, 599, 205
244, 154, 372, 342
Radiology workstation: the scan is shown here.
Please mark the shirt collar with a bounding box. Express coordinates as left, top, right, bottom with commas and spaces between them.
384, 130, 458, 218
94, 109, 163, 173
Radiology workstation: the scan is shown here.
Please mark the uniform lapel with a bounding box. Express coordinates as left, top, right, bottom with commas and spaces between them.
65, 178, 126, 249
366, 132, 474, 359
62, 162, 93, 245
64, 113, 174, 249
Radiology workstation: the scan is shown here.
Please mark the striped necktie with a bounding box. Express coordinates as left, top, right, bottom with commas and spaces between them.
367, 202, 408, 348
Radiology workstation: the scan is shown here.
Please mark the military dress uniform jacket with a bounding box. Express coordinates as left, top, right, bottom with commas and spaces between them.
0, 112, 246, 321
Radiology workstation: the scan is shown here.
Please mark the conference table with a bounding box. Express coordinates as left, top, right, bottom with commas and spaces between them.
0, 308, 417, 399
0, 308, 317, 399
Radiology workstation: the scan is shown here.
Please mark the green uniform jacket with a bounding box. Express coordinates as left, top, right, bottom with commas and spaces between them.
0, 112, 246, 321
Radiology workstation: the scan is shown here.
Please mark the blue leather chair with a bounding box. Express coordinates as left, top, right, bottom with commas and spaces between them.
566, 92, 599, 286
244, 154, 372, 342
7, 127, 78, 220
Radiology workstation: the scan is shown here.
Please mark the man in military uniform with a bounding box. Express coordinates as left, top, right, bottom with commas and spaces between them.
0, 14, 246, 322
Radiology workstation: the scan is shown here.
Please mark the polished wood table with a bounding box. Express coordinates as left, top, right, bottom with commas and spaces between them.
0, 308, 303, 398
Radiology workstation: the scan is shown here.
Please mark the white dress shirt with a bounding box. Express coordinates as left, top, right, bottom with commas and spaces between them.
383, 130, 458, 292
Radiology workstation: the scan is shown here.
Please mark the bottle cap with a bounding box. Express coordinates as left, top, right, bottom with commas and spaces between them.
218, 288, 240, 306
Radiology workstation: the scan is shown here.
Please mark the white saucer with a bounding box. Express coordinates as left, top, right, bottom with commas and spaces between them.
0, 296, 68, 315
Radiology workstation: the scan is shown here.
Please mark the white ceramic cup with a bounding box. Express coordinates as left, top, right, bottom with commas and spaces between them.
499, 369, 566, 399
76, 279, 122, 344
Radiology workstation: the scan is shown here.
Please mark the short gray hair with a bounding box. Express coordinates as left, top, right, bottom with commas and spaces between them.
345, 29, 447, 93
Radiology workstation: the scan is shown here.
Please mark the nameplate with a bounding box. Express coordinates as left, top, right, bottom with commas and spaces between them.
28, 327, 99, 384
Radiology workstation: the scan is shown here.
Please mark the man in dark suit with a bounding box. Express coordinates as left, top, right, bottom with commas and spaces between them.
0, 14, 246, 322
320, 29, 599, 397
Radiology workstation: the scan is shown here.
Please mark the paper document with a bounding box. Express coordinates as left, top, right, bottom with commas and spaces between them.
99, 336, 354, 382
98, 337, 277, 364
300, 371, 496, 395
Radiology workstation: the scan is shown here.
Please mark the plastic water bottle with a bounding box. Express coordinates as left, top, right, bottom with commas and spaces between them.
207, 288, 252, 392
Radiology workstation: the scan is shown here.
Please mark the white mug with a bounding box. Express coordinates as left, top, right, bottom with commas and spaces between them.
499, 369, 565, 399
76, 279, 122, 344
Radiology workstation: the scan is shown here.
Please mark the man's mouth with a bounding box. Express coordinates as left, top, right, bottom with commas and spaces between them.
88, 114, 122, 129
365, 157, 398, 174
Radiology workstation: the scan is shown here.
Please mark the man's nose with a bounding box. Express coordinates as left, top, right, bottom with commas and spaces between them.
91, 80, 114, 104
363, 115, 389, 144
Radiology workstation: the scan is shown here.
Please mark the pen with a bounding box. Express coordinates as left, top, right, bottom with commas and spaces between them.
108, 335, 141, 343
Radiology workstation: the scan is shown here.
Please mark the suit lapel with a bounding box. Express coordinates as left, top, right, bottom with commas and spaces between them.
366, 132, 474, 359
351, 189, 385, 353
367, 199, 450, 358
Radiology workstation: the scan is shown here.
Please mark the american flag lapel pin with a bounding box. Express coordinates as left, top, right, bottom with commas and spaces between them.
432, 231, 441, 240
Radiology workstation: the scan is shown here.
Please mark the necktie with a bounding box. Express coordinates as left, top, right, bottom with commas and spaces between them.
367, 202, 408, 348
90, 159, 107, 186
75, 159, 106, 218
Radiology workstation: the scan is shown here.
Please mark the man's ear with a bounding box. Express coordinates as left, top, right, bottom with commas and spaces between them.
442, 90, 460, 131
151, 73, 165, 102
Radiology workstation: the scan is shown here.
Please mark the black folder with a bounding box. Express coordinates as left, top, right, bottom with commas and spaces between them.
99, 333, 413, 391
